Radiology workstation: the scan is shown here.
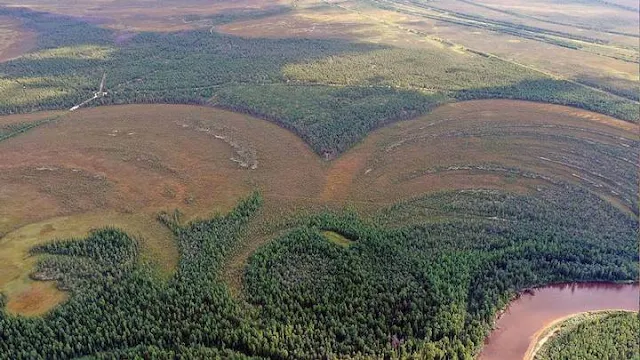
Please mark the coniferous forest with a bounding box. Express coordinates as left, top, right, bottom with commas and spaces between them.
1, 186, 637, 359
535, 311, 639, 360
1, 2, 638, 359
0, 7, 637, 156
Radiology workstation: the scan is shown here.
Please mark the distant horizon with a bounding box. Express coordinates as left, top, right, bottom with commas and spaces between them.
0, 1, 638, 359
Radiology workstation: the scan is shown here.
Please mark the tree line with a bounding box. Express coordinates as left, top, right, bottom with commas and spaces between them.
0, 7, 638, 157
1, 184, 636, 359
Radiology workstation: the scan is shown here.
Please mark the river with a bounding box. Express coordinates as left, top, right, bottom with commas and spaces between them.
478, 282, 640, 360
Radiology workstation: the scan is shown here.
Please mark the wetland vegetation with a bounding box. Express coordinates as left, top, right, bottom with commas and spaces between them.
0, 1, 638, 358
1, 185, 637, 359
0, 5, 637, 156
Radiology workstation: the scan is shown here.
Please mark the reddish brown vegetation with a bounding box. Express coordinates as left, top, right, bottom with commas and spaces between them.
1, 0, 289, 32
0, 100, 636, 314
0, 16, 36, 62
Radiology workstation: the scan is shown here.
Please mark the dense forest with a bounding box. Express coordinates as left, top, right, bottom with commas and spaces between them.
1, 4, 638, 359
535, 311, 640, 360
0, 7, 638, 156
0, 194, 265, 359
1, 184, 637, 359
245, 186, 638, 358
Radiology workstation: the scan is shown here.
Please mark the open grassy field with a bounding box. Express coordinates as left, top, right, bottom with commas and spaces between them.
0, 16, 35, 62
216, 1, 639, 102
0, 0, 290, 32
223, 0, 639, 101
0, 1, 637, 357
322, 231, 354, 247
0, 111, 62, 126
327, 100, 638, 208
426, 0, 639, 42
1, 0, 636, 105
0, 104, 324, 315
1, 100, 635, 315
455, 0, 640, 36
226, 0, 639, 103
0, 2, 637, 158
336, 0, 639, 101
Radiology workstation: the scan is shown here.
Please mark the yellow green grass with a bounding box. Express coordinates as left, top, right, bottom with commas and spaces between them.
322, 230, 354, 247
0, 212, 176, 316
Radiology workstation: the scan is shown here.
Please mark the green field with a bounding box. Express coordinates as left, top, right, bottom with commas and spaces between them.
0, 1, 638, 359
1, 185, 637, 358
0, 6, 637, 155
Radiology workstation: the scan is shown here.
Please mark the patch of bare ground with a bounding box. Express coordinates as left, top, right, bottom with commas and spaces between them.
1, 100, 636, 310
0, 16, 36, 62
4, 281, 68, 317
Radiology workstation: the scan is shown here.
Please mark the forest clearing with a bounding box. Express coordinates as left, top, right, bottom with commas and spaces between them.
0, 99, 636, 316
0, 0, 637, 358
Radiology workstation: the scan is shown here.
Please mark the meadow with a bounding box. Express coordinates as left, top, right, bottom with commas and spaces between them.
0, 16, 35, 62
0, 101, 636, 359
0, 1, 638, 358
352, 0, 639, 100
0, 3, 638, 156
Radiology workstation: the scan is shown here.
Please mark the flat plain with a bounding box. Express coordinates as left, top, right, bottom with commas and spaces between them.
0, 0, 638, 358
1, 100, 636, 315
0, 16, 35, 62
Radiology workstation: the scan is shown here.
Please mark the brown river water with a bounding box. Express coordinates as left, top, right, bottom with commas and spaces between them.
478, 282, 640, 360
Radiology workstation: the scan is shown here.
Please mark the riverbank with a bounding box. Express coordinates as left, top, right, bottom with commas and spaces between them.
523, 309, 637, 360
478, 282, 639, 360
